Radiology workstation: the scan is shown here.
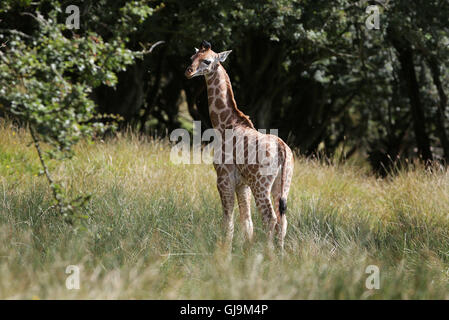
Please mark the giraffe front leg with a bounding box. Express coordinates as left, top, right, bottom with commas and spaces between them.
217, 176, 236, 248
236, 184, 253, 242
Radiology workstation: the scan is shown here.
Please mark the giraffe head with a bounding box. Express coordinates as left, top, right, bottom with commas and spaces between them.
185, 40, 232, 79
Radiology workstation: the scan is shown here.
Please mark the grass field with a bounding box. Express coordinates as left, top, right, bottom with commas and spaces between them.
1, 120, 449, 299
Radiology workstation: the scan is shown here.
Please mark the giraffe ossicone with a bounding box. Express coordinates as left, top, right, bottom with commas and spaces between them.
185, 41, 294, 250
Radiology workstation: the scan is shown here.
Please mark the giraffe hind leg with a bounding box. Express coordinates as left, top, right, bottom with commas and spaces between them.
271, 175, 287, 251
253, 190, 277, 247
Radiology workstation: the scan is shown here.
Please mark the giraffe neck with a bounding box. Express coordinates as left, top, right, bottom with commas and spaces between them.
205, 64, 254, 132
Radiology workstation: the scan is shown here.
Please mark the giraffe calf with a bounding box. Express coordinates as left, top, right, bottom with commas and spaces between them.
185, 40, 294, 250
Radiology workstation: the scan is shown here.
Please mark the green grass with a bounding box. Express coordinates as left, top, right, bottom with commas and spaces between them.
1, 120, 449, 299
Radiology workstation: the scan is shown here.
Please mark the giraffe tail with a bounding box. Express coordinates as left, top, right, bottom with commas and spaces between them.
279, 198, 287, 216
279, 142, 290, 216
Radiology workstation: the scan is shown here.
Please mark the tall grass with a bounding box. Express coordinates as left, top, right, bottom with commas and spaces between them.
0, 120, 448, 299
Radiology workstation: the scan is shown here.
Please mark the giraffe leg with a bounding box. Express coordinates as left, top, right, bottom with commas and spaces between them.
236, 184, 253, 242
217, 176, 236, 247
253, 189, 277, 248
271, 175, 287, 251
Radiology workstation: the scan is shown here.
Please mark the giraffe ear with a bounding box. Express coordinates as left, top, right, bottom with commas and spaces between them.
194, 47, 199, 53
217, 50, 232, 62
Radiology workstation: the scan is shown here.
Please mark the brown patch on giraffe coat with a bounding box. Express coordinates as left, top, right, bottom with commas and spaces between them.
219, 110, 231, 122
207, 72, 216, 83
210, 111, 219, 126
215, 99, 226, 110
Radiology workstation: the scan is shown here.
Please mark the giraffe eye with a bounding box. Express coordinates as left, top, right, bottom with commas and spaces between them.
203, 60, 211, 65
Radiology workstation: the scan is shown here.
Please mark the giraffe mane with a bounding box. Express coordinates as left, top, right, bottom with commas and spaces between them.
222, 65, 255, 129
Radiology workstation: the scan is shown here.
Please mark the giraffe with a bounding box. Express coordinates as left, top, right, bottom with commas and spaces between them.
185, 40, 294, 250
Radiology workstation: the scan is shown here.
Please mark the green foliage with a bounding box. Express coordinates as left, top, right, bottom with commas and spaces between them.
0, 0, 157, 220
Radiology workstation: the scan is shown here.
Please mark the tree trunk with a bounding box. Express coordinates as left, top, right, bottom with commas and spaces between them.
388, 30, 433, 162
427, 57, 449, 162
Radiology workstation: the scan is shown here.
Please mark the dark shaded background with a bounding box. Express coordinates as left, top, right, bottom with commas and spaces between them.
2, 0, 448, 175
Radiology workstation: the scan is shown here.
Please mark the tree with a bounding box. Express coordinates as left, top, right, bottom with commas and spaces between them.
0, 0, 158, 221
2, 0, 449, 175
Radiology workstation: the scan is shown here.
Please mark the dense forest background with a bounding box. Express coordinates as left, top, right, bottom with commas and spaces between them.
1, 0, 448, 175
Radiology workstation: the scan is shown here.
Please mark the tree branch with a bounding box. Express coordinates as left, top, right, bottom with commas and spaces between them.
29, 126, 62, 213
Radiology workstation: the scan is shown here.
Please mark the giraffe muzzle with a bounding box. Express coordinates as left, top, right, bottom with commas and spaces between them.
185, 67, 195, 79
